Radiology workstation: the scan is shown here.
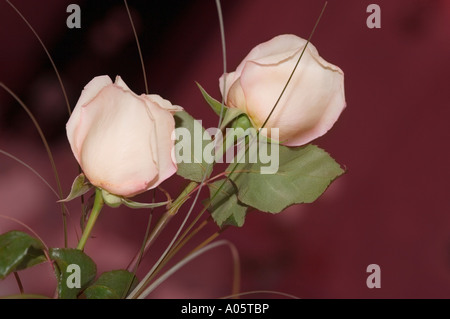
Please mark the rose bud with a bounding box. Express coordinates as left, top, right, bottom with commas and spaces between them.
66, 75, 182, 197
219, 34, 346, 146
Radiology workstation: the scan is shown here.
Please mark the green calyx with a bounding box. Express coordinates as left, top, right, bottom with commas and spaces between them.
231, 114, 253, 131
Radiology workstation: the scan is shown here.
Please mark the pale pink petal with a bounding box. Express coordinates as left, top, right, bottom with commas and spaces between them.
66, 75, 112, 161
219, 71, 238, 104
114, 75, 134, 93
144, 94, 183, 114
142, 98, 178, 189
225, 78, 248, 114
239, 34, 311, 67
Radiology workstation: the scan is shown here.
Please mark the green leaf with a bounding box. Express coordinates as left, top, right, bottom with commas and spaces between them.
229, 144, 345, 214
49, 248, 96, 299
196, 82, 245, 130
174, 110, 213, 182
58, 173, 92, 203
0, 231, 46, 279
207, 179, 248, 227
84, 270, 138, 299
196, 82, 227, 116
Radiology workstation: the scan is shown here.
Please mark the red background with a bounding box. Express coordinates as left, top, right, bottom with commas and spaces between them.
1, 0, 450, 298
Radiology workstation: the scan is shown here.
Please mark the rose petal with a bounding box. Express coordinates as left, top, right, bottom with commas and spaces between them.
239, 34, 311, 67
67, 75, 113, 161
145, 94, 183, 114
219, 71, 238, 105
226, 78, 248, 114
113, 75, 133, 92
240, 43, 345, 146
221, 35, 313, 101
141, 98, 178, 189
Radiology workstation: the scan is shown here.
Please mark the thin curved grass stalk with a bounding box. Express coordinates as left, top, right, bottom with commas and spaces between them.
155, 167, 249, 255
129, 0, 230, 297
166, 145, 254, 254
139, 219, 221, 289
130, 227, 234, 297
214, 1, 329, 193
216, 0, 227, 122
0, 83, 69, 247
260, 2, 328, 130
0, 215, 49, 251
123, 212, 152, 298
124, 190, 155, 298
121, 1, 179, 278
130, 240, 239, 299
124, 0, 149, 95
0, 149, 59, 198
125, 190, 172, 271
221, 290, 300, 299
10, 1, 93, 247
125, 181, 197, 272
190, 228, 240, 297
5, 0, 71, 116
126, 176, 221, 273
128, 205, 153, 271
161, 168, 251, 257
169, 216, 211, 260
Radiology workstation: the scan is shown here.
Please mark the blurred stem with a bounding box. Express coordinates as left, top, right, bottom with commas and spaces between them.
13, 272, 24, 294
127, 181, 198, 271
76, 188, 104, 251
1, 294, 51, 299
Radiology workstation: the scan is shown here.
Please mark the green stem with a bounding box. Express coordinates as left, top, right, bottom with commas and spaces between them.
76, 188, 104, 251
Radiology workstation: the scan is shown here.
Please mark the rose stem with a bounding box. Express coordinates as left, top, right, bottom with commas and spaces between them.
76, 188, 104, 251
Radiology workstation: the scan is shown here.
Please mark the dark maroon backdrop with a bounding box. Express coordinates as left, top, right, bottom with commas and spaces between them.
1, 0, 450, 298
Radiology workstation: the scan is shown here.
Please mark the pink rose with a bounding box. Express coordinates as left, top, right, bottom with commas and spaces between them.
220, 34, 346, 146
66, 75, 182, 197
